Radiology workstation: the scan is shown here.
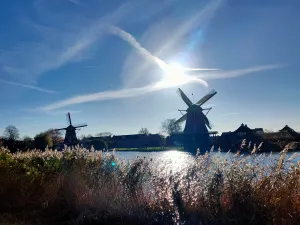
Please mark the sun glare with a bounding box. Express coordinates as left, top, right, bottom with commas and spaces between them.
166, 62, 185, 76
154, 61, 204, 88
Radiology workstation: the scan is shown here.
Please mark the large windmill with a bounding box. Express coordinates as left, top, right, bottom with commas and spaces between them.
175, 88, 217, 153
54, 112, 87, 146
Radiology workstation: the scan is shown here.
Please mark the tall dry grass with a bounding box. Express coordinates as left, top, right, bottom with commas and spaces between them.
0, 146, 299, 224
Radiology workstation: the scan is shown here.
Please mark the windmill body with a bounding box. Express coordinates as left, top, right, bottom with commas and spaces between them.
175, 88, 217, 154
55, 112, 87, 147
184, 105, 210, 134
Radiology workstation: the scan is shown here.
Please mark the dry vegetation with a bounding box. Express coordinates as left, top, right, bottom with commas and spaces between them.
0, 146, 299, 225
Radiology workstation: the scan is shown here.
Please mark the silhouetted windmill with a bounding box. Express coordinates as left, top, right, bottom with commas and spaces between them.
54, 112, 87, 146
176, 88, 217, 133
175, 88, 217, 153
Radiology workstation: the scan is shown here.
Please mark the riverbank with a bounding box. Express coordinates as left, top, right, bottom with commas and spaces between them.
110, 146, 184, 152
0, 146, 299, 224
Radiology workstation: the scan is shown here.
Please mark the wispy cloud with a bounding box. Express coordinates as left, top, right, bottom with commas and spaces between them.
41, 86, 157, 111
0, 78, 57, 93
120, 0, 224, 88
198, 64, 285, 80
40, 62, 282, 111
39, 0, 284, 111
220, 112, 241, 116
23, 108, 81, 115
67, 0, 80, 5
0, 0, 147, 82
110, 26, 218, 71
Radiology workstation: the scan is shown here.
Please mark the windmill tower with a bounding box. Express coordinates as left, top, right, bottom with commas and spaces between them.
175, 88, 217, 153
54, 112, 87, 146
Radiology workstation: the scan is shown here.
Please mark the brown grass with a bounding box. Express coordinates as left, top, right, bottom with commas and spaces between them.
0, 146, 299, 224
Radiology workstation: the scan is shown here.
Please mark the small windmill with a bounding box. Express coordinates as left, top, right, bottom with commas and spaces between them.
175, 88, 217, 153
54, 112, 87, 146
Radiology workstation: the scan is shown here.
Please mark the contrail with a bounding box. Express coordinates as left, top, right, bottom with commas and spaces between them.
41, 85, 158, 111
109, 26, 166, 68
109, 26, 218, 71
197, 64, 285, 80
0, 79, 57, 94
41, 64, 283, 111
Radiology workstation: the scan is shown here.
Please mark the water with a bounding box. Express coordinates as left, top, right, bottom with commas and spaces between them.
114, 150, 300, 172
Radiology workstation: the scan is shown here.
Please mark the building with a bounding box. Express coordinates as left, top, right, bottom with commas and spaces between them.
82, 133, 165, 150
279, 125, 300, 138
111, 134, 164, 148
219, 123, 264, 151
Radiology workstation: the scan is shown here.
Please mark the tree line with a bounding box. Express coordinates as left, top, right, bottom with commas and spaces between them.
0, 119, 182, 151
0, 125, 63, 152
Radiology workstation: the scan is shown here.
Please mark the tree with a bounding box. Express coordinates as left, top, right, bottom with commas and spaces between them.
23, 136, 34, 150
160, 119, 182, 136
46, 129, 64, 144
34, 132, 53, 150
3, 125, 19, 140
95, 132, 113, 137
138, 128, 150, 135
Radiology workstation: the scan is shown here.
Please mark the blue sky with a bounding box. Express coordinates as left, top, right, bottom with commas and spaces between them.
0, 0, 299, 138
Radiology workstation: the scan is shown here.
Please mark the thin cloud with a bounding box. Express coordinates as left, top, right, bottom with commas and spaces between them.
41, 86, 157, 111
67, 0, 80, 5
0, 1, 145, 82
110, 26, 218, 71
23, 108, 81, 115
0, 78, 57, 94
40, 64, 282, 111
38, 0, 283, 111
119, 0, 223, 88
198, 64, 285, 80
220, 112, 241, 116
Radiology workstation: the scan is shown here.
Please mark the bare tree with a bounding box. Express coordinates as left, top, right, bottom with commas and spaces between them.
138, 128, 150, 135
160, 119, 182, 136
3, 125, 19, 140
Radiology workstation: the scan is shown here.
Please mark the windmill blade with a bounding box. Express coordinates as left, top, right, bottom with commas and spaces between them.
74, 123, 88, 128
203, 113, 213, 129
177, 88, 192, 107
202, 107, 212, 115
196, 89, 217, 106
54, 128, 67, 131
66, 112, 72, 126
175, 113, 187, 124
208, 119, 214, 129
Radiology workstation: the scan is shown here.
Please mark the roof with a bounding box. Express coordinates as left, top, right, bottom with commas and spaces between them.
279, 125, 299, 137
234, 123, 253, 133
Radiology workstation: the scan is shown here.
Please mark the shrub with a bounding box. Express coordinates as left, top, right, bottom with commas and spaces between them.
34, 132, 53, 149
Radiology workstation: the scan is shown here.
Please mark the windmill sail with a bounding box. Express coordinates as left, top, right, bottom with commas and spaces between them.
196, 89, 217, 106
177, 88, 193, 107
66, 112, 72, 126
203, 114, 212, 129
175, 113, 187, 124
73, 123, 88, 128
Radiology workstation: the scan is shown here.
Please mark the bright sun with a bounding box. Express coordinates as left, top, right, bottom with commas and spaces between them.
154, 61, 196, 88
165, 62, 185, 76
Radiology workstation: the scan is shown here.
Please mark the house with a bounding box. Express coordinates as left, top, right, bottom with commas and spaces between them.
279, 125, 299, 138
219, 123, 263, 151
